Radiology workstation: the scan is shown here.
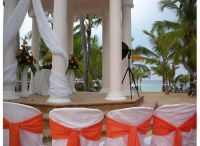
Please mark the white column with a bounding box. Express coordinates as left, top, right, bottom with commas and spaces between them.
3, 0, 19, 100
28, 11, 40, 95
67, 0, 73, 55
106, 0, 126, 100
47, 0, 71, 103
122, 0, 134, 96
101, 6, 110, 93
31, 16, 40, 62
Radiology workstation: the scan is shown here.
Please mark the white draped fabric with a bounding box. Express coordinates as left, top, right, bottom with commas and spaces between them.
48, 70, 72, 97
3, 0, 71, 97
3, 62, 17, 84
3, 0, 31, 84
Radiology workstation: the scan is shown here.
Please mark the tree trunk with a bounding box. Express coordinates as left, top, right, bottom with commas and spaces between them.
163, 62, 169, 95
80, 17, 89, 91
162, 76, 165, 92
87, 26, 92, 87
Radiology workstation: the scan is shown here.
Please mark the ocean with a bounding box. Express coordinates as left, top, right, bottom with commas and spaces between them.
133, 80, 163, 92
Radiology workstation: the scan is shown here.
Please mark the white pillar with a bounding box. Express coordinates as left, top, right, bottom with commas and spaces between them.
3, 0, 19, 100
28, 11, 40, 95
106, 0, 126, 100
67, 15, 73, 55
101, 3, 110, 93
47, 0, 71, 103
67, 1, 73, 55
122, 0, 134, 96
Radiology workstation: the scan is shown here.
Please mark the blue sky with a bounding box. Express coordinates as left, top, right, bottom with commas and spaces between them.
20, 0, 188, 80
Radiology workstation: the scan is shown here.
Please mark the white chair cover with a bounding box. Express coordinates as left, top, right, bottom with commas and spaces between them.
150, 103, 196, 146
49, 108, 104, 146
188, 129, 197, 146
104, 107, 154, 146
3, 102, 43, 146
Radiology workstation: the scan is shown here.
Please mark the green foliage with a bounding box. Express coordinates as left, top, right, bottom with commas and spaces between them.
157, 0, 197, 79
73, 32, 102, 90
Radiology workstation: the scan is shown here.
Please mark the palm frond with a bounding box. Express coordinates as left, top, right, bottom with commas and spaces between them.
159, 0, 178, 12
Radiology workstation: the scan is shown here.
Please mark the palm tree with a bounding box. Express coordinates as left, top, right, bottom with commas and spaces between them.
132, 64, 151, 90
167, 64, 180, 91
74, 15, 102, 91
133, 29, 175, 94
153, 0, 196, 86
178, 74, 189, 91
80, 16, 89, 91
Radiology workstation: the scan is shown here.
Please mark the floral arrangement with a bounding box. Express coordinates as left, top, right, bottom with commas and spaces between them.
42, 63, 52, 69
16, 39, 37, 75
67, 54, 79, 73
42, 51, 52, 69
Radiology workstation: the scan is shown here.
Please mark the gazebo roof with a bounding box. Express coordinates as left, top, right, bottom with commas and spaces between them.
42, 0, 106, 16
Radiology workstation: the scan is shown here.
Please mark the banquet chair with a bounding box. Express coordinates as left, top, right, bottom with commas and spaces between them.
3, 102, 44, 146
104, 107, 154, 146
143, 103, 196, 146
49, 107, 104, 146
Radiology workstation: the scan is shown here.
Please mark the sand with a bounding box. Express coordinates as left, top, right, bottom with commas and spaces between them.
138, 92, 196, 106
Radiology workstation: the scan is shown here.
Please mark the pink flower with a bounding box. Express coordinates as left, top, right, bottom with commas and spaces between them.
27, 59, 30, 63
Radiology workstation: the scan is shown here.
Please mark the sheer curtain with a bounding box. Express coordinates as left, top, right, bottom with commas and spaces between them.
4, 0, 71, 98
3, 0, 31, 84
32, 0, 72, 97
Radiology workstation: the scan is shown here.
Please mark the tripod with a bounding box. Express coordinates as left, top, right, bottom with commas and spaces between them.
122, 50, 141, 99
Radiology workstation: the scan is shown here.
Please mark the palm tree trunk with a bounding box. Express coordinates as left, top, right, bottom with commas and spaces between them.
87, 26, 92, 87
80, 17, 89, 91
162, 76, 165, 92
163, 62, 169, 95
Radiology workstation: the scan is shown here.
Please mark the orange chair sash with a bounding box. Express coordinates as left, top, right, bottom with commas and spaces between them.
153, 114, 196, 146
106, 117, 152, 146
3, 113, 43, 146
49, 118, 103, 146
192, 113, 197, 129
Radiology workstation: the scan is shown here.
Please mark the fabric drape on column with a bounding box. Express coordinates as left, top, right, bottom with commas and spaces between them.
3, 0, 31, 84
3, 0, 71, 97
32, 0, 71, 97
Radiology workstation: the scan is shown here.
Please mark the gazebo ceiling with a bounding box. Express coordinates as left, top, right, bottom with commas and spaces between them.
42, 0, 105, 16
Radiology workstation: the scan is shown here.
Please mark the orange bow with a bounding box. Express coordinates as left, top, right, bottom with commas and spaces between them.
106, 117, 152, 146
3, 113, 43, 146
153, 114, 196, 146
49, 119, 103, 146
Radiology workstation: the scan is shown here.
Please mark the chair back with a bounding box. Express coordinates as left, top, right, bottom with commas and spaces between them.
49, 107, 104, 146
3, 102, 43, 146
151, 103, 196, 146
105, 107, 154, 146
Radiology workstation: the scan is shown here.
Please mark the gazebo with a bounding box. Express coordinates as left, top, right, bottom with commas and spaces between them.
3, 0, 134, 103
